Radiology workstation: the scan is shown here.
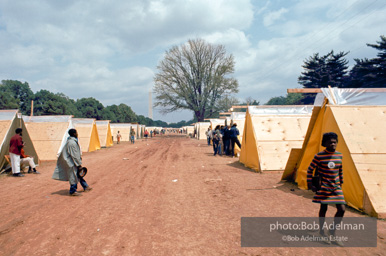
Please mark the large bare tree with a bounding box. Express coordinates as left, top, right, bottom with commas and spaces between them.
154, 38, 239, 121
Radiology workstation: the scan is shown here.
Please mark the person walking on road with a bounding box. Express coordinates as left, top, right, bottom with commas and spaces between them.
116, 131, 122, 144
52, 129, 92, 196
130, 128, 136, 144
307, 132, 345, 245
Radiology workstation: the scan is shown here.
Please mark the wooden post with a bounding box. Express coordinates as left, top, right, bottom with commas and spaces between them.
30, 100, 34, 117
328, 85, 337, 105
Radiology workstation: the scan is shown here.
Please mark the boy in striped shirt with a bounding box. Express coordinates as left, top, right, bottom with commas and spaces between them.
307, 132, 345, 245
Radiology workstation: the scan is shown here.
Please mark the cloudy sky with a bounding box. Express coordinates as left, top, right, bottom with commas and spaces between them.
1, 0, 385, 123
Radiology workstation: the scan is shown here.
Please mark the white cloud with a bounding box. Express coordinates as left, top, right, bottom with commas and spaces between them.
263, 8, 288, 27
0, 0, 385, 121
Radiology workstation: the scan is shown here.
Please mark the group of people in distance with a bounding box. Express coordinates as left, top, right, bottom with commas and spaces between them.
206, 123, 241, 157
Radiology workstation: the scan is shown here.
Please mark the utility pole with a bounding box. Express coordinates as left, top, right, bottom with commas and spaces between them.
148, 90, 153, 119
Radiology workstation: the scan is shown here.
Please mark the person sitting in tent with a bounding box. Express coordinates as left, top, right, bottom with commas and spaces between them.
52, 128, 92, 196
116, 131, 122, 144
20, 148, 40, 174
307, 132, 345, 245
9, 128, 25, 177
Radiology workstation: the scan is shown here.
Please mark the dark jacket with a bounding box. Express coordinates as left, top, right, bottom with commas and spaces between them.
230, 126, 239, 138
9, 134, 23, 155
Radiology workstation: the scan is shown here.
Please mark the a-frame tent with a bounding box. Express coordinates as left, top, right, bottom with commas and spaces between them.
110, 123, 132, 142
0, 110, 39, 170
283, 88, 386, 218
197, 122, 211, 140
72, 118, 101, 152
95, 120, 113, 148
23, 115, 73, 161
183, 125, 194, 136
239, 106, 312, 172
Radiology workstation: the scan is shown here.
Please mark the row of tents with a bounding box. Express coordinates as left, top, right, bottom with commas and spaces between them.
192, 88, 385, 218
0, 111, 148, 169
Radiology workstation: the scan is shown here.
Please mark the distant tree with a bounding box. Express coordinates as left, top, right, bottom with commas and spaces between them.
266, 96, 286, 105
0, 80, 34, 114
298, 51, 349, 104
33, 90, 79, 116
101, 108, 117, 122
116, 103, 137, 123
0, 90, 19, 109
154, 38, 239, 121
244, 96, 260, 106
347, 35, 386, 88
75, 97, 104, 119
215, 95, 240, 114
265, 93, 303, 105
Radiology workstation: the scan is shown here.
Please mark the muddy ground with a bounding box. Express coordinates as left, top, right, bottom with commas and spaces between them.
0, 134, 385, 255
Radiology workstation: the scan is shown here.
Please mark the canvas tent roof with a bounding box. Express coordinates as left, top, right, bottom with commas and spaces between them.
23, 115, 73, 161
110, 123, 132, 142
239, 106, 312, 172
0, 110, 39, 170
72, 118, 101, 152
95, 120, 113, 147
283, 88, 386, 218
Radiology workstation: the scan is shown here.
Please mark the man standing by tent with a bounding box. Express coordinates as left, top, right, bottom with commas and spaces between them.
52, 128, 92, 196
230, 123, 241, 157
9, 128, 25, 177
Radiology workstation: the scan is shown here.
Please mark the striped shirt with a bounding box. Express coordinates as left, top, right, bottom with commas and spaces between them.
307, 150, 343, 191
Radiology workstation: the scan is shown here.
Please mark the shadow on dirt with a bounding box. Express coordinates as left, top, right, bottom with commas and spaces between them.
51, 189, 70, 196
226, 160, 258, 174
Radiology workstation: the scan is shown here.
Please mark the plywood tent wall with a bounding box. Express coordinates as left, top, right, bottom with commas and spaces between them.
95, 120, 113, 148
0, 110, 39, 169
197, 122, 211, 140
110, 123, 132, 142
72, 118, 101, 152
239, 106, 312, 172
23, 115, 73, 161
282, 88, 386, 217
288, 105, 386, 218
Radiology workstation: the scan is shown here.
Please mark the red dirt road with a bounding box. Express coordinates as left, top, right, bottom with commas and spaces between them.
0, 134, 385, 255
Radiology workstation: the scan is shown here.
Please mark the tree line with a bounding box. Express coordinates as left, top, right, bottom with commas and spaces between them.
0, 80, 176, 127
266, 35, 386, 105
